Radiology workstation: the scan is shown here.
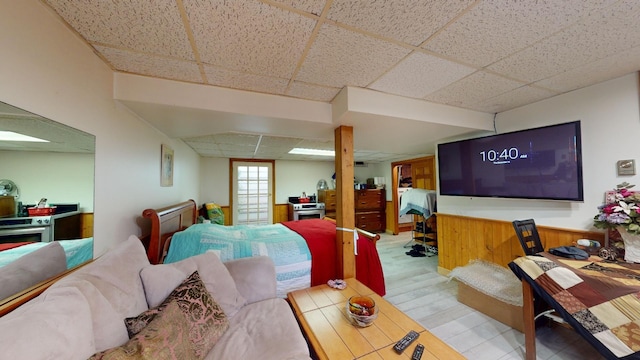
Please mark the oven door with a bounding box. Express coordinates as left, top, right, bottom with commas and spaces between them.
0, 226, 52, 243
293, 209, 326, 221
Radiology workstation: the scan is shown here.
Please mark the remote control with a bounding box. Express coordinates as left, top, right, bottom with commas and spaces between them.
411, 343, 424, 360
393, 330, 419, 354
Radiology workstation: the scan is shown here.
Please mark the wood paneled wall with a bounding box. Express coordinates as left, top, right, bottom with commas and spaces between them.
437, 213, 605, 273
80, 213, 93, 238
216, 204, 289, 225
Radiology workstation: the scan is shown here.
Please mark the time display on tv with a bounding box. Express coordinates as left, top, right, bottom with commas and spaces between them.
479, 148, 528, 164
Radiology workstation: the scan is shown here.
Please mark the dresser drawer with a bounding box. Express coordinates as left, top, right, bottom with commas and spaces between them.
318, 190, 336, 211
356, 211, 385, 232
355, 189, 384, 210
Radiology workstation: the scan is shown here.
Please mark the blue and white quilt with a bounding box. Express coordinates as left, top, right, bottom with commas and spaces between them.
164, 223, 311, 297
0, 237, 94, 269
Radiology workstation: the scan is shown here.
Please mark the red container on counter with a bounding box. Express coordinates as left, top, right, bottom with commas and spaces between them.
27, 207, 56, 216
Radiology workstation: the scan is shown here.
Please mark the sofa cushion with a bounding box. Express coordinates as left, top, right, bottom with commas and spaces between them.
139, 259, 196, 308
0, 285, 96, 359
205, 298, 310, 360
89, 300, 197, 360
141, 251, 246, 316
223, 256, 276, 304
126, 271, 229, 358
0, 241, 67, 300
50, 235, 150, 351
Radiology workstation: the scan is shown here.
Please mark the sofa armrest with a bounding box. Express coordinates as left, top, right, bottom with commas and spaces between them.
224, 256, 276, 304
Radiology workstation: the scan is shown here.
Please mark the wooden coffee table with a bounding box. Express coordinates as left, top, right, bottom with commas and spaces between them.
287, 278, 465, 359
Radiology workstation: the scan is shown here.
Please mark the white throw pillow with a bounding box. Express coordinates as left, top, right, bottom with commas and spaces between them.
140, 252, 246, 317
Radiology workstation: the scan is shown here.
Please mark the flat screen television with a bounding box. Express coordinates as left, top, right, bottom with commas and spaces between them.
437, 121, 583, 201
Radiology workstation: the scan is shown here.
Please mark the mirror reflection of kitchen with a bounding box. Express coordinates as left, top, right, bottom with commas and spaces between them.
0, 101, 95, 302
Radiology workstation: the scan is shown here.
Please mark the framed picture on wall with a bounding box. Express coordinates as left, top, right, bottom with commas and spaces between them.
161, 144, 174, 187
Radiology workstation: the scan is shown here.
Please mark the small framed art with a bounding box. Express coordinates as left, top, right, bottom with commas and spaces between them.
617, 159, 636, 176
161, 144, 174, 187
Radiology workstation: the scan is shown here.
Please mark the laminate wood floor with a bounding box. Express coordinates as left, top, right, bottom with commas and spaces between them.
377, 231, 605, 360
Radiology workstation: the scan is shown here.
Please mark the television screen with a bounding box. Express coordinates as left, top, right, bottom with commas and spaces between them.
437, 121, 583, 201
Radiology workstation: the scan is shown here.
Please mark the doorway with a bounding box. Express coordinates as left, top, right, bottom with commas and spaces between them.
231, 159, 274, 225
390, 156, 436, 235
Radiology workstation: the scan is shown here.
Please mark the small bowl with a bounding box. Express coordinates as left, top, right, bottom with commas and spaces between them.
346, 295, 377, 327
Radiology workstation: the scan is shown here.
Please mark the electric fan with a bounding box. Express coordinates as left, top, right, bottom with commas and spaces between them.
0, 179, 20, 199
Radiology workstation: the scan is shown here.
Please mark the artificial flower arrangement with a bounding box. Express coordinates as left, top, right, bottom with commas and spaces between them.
594, 182, 640, 235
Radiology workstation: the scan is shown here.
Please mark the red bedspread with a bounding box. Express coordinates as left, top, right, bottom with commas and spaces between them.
281, 219, 386, 296
0, 242, 32, 252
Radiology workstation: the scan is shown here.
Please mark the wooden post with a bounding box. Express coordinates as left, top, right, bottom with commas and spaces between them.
335, 126, 355, 278
522, 280, 536, 360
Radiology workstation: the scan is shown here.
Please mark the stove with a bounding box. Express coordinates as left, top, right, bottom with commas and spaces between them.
287, 197, 325, 221
0, 203, 81, 243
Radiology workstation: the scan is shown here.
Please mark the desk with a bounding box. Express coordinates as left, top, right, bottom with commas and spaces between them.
287, 278, 464, 359
509, 253, 640, 360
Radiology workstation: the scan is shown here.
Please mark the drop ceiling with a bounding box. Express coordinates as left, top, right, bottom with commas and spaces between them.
38, 0, 640, 162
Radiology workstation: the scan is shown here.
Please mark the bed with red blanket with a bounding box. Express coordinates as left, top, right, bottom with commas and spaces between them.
141, 200, 385, 297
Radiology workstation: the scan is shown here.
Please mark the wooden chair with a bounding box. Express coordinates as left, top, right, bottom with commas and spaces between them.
512, 219, 544, 255
512, 219, 569, 327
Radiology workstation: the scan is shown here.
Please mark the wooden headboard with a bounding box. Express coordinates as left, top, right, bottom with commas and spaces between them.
142, 199, 197, 264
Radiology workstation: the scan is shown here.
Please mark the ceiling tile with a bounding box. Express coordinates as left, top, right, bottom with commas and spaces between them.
94, 46, 203, 83
204, 65, 288, 95
185, 142, 219, 150
472, 86, 558, 114
369, 52, 476, 99
424, 0, 618, 67
488, 1, 640, 82
424, 71, 526, 110
257, 135, 302, 148
295, 139, 334, 150
187, 133, 261, 146
268, 0, 326, 16
296, 23, 411, 87
536, 45, 640, 92
326, 0, 474, 46
286, 82, 341, 102
45, 0, 194, 60
184, 0, 315, 78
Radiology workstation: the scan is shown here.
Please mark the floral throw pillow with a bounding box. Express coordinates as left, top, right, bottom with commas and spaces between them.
89, 300, 196, 359
125, 271, 229, 359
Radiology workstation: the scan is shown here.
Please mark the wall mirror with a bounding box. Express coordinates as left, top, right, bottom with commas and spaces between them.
0, 101, 95, 308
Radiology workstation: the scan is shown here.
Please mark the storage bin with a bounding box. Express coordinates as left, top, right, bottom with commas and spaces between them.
27, 207, 56, 216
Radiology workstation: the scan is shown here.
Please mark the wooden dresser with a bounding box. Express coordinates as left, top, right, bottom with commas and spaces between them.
319, 189, 386, 232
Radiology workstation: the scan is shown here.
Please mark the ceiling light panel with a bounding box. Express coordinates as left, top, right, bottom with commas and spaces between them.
45, 0, 194, 60
184, 0, 315, 78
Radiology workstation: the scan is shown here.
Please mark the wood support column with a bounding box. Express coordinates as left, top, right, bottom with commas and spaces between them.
335, 126, 355, 278
522, 280, 536, 360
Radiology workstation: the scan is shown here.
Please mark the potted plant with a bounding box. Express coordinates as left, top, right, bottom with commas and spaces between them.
594, 182, 640, 262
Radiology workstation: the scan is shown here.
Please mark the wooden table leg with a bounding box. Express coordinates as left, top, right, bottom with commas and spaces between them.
522, 279, 536, 360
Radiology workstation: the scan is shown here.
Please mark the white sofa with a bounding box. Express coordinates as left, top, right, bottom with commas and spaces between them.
0, 236, 311, 359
